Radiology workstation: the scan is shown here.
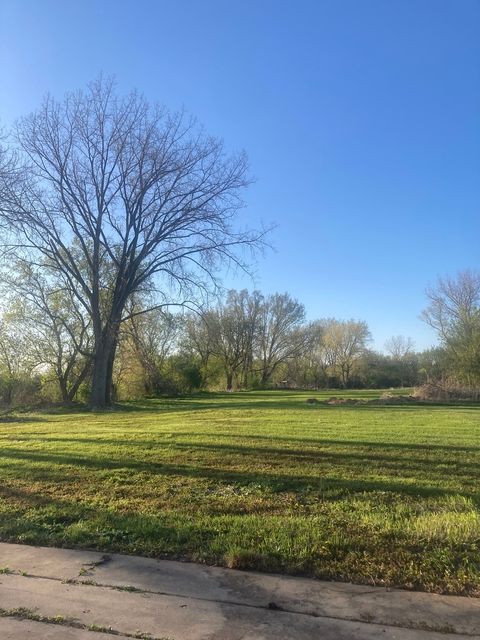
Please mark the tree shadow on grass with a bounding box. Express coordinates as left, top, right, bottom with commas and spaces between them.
22, 431, 479, 458
0, 416, 47, 424
0, 483, 210, 555
164, 440, 480, 475
1, 482, 479, 596
19, 434, 478, 478
17, 391, 480, 418
110, 398, 480, 414
0, 446, 476, 503
165, 432, 480, 454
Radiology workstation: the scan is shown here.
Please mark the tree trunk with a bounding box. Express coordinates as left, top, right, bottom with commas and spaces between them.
105, 342, 118, 404
65, 360, 92, 403
90, 332, 118, 407
90, 348, 110, 408
59, 377, 70, 404
242, 362, 250, 389
4, 380, 13, 406
226, 371, 233, 391
261, 369, 269, 387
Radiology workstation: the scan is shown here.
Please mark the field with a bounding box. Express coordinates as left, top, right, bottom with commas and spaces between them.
0, 390, 479, 596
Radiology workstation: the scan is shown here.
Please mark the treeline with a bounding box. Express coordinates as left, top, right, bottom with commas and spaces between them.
1, 280, 476, 406
84, 287, 471, 396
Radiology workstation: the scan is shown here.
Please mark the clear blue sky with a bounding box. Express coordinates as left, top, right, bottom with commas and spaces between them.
1, 0, 479, 351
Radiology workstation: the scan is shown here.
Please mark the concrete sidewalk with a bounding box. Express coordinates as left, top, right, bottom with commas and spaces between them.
0, 543, 478, 639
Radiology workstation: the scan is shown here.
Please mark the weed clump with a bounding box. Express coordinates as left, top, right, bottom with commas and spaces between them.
414, 382, 480, 402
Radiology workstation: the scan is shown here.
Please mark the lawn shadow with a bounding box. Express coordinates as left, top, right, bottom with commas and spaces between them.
0, 416, 47, 424
0, 446, 477, 503
11, 434, 480, 474
16, 391, 480, 418
0, 484, 212, 558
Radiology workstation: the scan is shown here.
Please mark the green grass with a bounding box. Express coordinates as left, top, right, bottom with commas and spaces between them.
0, 390, 479, 595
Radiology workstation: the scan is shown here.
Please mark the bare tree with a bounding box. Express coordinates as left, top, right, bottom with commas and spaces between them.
0, 78, 261, 407
282, 320, 325, 388
122, 306, 181, 395
257, 293, 309, 385
384, 335, 415, 359
183, 312, 215, 372
421, 270, 480, 382
207, 290, 257, 391
305, 319, 333, 386
0, 137, 16, 196
238, 290, 263, 388
322, 319, 371, 387
383, 336, 417, 387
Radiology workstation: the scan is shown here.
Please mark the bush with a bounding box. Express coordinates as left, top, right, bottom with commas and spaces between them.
164, 356, 205, 394
0, 374, 42, 407
414, 381, 480, 402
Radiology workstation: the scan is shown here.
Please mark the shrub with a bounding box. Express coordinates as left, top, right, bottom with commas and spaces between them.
414, 381, 480, 402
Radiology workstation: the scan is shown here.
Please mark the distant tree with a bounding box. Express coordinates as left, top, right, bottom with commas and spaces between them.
182, 312, 217, 381
421, 270, 480, 383
256, 293, 309, 385
385, 335, 415, 359
0, 78, 261, 407
384, 335, 417, 387
182, 290, 263, 390
208, 290, 258, 391
121, 306, 181, 395
322, 319, 371, 387
309, 318, 339, 387
417, 347, 451, 383
239, 290, 263, 388
361, 349, 419, 388
287, 320, 326, 388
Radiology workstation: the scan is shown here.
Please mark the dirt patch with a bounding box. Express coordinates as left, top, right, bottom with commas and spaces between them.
325, 397, 367, 405
323, 394, 418, 406
373, 394, 418, 405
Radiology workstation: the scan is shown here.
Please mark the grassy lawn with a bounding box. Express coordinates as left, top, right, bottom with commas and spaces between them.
0, 390, 479, 595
